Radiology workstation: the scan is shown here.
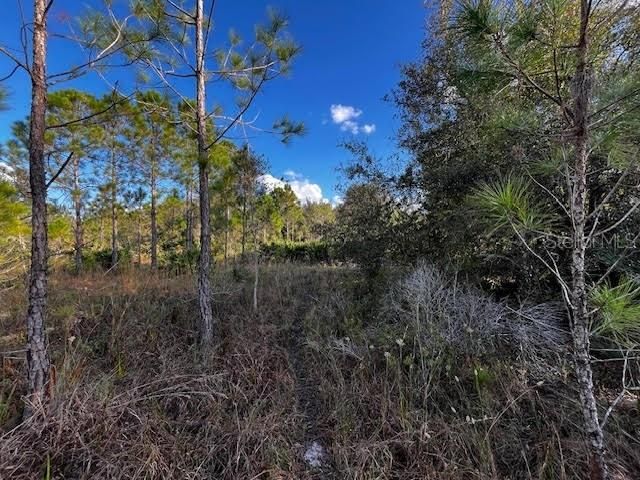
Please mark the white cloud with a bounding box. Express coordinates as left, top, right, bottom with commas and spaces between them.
331, 195, 344, 207
330, 104, 362, 124
258, 173, 328, 205
290, 179, 324, 204
329, 104, 376, 135
283, 169, 303, 180
259, 173, 286, 192
341, 120, 360, 134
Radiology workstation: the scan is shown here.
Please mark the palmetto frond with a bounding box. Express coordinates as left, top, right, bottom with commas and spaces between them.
472, 175, 554, 235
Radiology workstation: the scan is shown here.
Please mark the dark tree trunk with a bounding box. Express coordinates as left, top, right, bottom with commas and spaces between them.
137, 216, 142, 266
196, 0, 215, 344
110, 150, 118, 268
150, 160, 158, 269
224, 204, 229, 262
25, 0, 51, 417
241, 198, 247, 256
99, 216, 104, 248
73, 154, 83, 274
570, 2, 608, 479
185, 181, 194, 251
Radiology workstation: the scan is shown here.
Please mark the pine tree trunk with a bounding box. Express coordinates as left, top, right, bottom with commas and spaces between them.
150, 160, 158, 269
253, 251, 259, 312
196, 0, 215, 344
186, 182, 194, 251
137, 216, 142, 266
224, 204, 229, 262
99, 216, 104, 249
110, 150, 118, 268
242, 199, 247, 256
25, 0, 51, 417
73, 154, 83, 274
570, 2, 608, 479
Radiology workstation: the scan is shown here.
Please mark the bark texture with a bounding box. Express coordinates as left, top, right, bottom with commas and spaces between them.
196, 0, 215, 344
25, 0, 51, 416
150, 158, 158, 269
110, 149, 118, 268
73, 154, 83, 274
185, 181, 194, 252
570, 2, 608, 479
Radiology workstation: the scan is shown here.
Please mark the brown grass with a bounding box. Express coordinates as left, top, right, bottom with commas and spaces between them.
1, 264, 639, 479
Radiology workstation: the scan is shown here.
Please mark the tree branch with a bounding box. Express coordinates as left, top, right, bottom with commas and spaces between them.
46, 90, 134, 130
203, 75, 266, 151
46, 152, 73, 189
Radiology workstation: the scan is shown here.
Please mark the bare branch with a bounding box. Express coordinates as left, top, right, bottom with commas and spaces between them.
203, 0, 216, 53
493, 33, 573, 122
46, 89, 135, 130
600, 349, 631, 430
595, 230, 640, 286
204, 74, 267, 151
167, 0, 195, 19
0, 64, 21, 82
44, 0, 54, 17
587, 159, 637, 223
46, 152, 73, 189
593, 200, 640, 238
0, 46, 29, 73
527, 170, 572, 220
589, 87, 640, 121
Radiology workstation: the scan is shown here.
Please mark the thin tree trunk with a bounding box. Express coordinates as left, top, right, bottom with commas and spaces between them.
252, 214, 259, 312
99, 216, 104, 249
136, 210, 142, 266
73, 154, 83, 274
242, 198, 247, 256
150, 159, 158, 269
570, 2, 608, 479
224, 204, 229, 262
253, 251, 259, 312
25, 0, 51, 417
186, 181, 194, 251
196, 0, 215, 344
110, 151, 118, 268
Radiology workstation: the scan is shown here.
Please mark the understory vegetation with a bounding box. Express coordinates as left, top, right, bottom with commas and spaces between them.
1, 264, 639, 479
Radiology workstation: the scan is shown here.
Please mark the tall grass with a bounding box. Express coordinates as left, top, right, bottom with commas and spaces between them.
1, 264, 639, 478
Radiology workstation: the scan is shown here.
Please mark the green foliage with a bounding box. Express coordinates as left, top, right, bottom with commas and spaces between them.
273, 116, 307, 144
0, 181, 28, 237
91, 248, 133, 270
591, 278, 640, 347
472, 176, 553, 234
333, 183, 395, 275
164, 248, 199, 273
260, 242, 331, 264
0, 86, 8, 111
456, 0, 500, 41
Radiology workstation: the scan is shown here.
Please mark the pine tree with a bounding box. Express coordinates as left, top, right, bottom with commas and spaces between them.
128, 0, 304, 345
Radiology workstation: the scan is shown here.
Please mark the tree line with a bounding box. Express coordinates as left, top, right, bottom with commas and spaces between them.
1, 91, 333, 275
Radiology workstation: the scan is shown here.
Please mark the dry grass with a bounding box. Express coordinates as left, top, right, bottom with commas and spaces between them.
1, 263, 639, 479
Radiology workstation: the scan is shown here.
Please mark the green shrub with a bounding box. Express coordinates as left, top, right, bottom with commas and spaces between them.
260, 241, 332, 264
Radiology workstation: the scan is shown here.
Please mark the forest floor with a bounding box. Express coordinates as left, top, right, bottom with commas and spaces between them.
1, 264, 639, 479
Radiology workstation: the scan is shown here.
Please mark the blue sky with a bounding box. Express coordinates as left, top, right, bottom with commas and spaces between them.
0, 0, 430, 203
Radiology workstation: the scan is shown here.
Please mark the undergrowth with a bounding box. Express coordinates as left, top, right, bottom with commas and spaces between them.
0, 263, 638, 479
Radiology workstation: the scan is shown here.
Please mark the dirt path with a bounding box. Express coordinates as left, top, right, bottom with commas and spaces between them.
285, 286, 336, 478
